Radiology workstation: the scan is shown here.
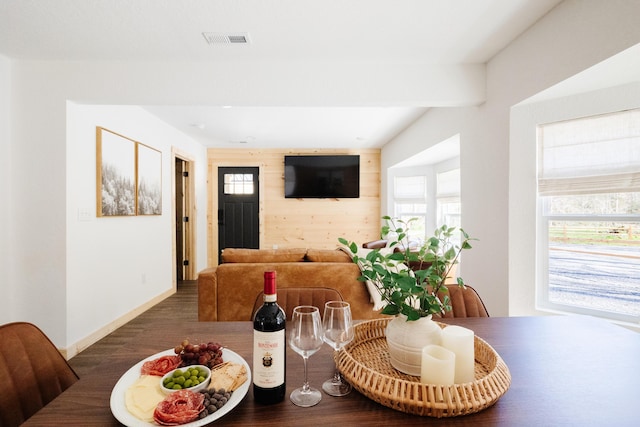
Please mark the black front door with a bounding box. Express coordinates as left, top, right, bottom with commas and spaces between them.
217, 167, 260, 264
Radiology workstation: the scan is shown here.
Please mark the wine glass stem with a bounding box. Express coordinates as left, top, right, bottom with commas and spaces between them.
302, 356, 311, 393
332, 350, 342, 383
333, 367, 341, 382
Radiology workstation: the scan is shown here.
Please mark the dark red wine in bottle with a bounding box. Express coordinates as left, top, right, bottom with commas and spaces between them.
253, 271, 286, 404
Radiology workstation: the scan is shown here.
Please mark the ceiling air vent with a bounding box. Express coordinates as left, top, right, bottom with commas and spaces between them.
202, 32, 250, 45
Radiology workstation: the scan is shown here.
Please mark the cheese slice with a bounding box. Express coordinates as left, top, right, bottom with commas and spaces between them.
125, 375, 165, 422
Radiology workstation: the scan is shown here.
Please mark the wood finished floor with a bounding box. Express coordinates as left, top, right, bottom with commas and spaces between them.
68, 280, 198, 378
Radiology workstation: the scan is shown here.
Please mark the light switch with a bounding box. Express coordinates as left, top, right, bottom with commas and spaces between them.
78, 207, 93, 221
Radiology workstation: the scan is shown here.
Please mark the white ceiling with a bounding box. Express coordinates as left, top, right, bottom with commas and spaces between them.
0, 0, 563, 149
142, 105, 428, 149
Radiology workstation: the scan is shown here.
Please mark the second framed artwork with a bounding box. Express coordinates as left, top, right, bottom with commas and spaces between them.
136, 143, 162, 215
96, 127, 162, 217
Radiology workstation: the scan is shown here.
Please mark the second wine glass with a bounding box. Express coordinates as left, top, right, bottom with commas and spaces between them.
322, 301, 354, 396
288, 305, 324, 407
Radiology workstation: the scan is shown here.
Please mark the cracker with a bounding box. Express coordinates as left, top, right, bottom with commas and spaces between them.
208, 362, 248, 392
210, 361, 231, 372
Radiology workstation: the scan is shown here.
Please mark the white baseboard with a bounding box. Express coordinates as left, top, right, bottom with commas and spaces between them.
61, 288, 175, 359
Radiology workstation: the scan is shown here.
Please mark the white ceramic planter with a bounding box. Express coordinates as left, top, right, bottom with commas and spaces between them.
385, 314, 442, 376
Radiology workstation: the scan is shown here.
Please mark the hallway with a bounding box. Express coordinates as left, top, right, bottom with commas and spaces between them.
68, 281, 198, 377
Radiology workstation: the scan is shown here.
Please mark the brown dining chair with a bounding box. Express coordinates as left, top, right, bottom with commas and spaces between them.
251, 287, 344, 320
0, 322, 79, 427
439, 285, 490, 318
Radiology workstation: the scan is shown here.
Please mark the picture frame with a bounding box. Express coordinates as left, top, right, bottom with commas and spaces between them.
136, 142, 162, 215
96, 127, 136, 216
96, 127, 163, 217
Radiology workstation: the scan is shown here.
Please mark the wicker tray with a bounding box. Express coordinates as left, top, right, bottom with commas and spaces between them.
336, 318, 511, 417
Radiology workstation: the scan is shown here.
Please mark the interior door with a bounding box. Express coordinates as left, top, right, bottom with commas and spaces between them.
175, 158, 185, 281
175, 156, 195, 282
217, 167, 260, 264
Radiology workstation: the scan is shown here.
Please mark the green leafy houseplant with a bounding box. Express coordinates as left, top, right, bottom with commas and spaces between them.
339, 216, 475, 321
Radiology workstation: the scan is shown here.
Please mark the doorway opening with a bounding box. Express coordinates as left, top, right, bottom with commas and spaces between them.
173, 149, 196, 286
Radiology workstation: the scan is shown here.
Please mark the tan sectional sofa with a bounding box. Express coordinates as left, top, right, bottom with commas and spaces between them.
197, 248, 384, 321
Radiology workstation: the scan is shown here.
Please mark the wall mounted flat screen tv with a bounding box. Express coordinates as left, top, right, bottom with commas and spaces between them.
284, 155, 360, 198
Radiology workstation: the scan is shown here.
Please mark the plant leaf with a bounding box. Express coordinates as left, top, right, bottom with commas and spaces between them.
381, 305, 399, 315
444, 247, 456, 261
344, 216, 477, 319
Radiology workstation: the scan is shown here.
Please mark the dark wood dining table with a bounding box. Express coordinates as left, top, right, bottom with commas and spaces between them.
23, 315, 640, 426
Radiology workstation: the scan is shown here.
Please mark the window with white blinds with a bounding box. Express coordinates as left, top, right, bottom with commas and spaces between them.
536, 109, 640, 323
436, 168, 460, 197
436, 168, 461, 229
538, 109, 640, 196
394, 175, 426, 198
393, 176, 427, 242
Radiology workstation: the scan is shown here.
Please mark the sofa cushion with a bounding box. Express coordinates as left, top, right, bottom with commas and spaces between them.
362, 239, 388, 249
304, 249, 351, 263
221, 248, 307, 263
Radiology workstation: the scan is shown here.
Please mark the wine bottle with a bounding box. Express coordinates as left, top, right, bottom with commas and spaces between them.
253, 271, 286, 404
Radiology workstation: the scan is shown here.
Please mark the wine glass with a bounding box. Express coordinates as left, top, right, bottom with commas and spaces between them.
322, 301, 354, 396
288, 305, 324, 407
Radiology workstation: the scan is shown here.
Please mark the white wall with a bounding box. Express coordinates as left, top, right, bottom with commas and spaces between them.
8, 60, 208, 350
382, 0, 640, 317
0, 54, 11, 326
66, 104, 207, 352
10, 61, 69, 340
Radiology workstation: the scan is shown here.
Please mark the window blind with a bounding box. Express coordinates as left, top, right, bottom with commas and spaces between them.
394, 176, 426, 199
436, 168, 460, 198
538, 109, 640, 195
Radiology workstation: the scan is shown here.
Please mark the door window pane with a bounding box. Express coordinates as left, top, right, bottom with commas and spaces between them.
224, 173, 254, 194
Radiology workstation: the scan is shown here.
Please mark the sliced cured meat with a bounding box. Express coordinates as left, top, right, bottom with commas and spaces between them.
153, 389, 205, 426
141, 355, 181, 376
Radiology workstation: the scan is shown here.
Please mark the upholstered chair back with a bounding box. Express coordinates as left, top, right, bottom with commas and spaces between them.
252, 287, 344, 320
440, 285, 490, 318
0, 322, 79, 427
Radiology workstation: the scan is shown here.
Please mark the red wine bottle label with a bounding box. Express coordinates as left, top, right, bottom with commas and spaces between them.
252, 330, 285, 388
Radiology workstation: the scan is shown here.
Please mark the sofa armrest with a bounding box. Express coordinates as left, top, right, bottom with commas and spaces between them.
197, 267, 218, 321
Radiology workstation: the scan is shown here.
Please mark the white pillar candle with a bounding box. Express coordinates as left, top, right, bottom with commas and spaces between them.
441, 325, 475, 383
420, 345, 455, 385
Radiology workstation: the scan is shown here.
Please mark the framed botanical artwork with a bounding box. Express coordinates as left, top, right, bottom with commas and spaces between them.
136, 142, 162, 215
96, 127, 136, 216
